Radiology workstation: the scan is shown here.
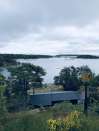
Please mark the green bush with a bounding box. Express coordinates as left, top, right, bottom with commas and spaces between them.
48, 110, 99, 131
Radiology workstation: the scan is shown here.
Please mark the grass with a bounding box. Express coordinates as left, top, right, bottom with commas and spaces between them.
4, 112, 49, 131
1, 102, 99, 131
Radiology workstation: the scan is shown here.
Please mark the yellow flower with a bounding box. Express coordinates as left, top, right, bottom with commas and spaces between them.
47, 111, 82, 131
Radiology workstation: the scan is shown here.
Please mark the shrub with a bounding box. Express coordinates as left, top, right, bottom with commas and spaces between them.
48, 111, 81, 131
48, 110, 99, 131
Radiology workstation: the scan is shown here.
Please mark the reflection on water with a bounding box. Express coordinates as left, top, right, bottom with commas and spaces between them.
18, 58, 99, 83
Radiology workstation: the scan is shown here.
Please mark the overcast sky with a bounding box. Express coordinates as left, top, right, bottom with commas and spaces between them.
0, 0, 99, 55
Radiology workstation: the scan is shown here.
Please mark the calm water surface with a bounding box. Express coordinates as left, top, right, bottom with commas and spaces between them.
18, 58, 99, 83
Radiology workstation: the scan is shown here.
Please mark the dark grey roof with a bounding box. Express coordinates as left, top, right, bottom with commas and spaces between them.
29, 91, 82, 106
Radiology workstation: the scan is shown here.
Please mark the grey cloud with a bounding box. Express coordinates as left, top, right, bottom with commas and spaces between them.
0, 0, 99, 54
0, 0, 99, 42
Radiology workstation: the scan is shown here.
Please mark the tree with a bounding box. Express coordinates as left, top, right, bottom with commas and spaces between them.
8, 63, 46, 83
54, 66, 93, 91
91, 75, 99, 87
0, 74, 7, 129
88, 75, 99, 104
54, 76, 60, 85
6, 63, 46, 111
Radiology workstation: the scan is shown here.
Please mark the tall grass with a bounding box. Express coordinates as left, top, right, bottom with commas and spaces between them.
1, 102, 99, 131
4, 111, 52, 131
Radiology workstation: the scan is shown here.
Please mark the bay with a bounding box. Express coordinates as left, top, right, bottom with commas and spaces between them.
17, 57, 99, 83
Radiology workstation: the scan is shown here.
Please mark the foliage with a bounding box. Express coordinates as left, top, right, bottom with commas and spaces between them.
51, 102, 83, 117
54, 66, 93, 91
6, 63, 46, 112
8, 63, 46, 83
4, 111, 50, 131
0, 74, 7, 130
0, 55, 16, 67
0, 102, 98, 131
7, 63, 46, 96
88, 75, 99, 104
0, 85, 7, 116
48, 111, 81, 131
91, 75, 99, 87
48, 110, 99, 131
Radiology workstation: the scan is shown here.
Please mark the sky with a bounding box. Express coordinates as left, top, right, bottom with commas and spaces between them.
0, 0, 99, 55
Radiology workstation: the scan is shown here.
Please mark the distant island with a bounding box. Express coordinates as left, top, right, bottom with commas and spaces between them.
76, 55, 99, 59
0, 53, 99, 59
0, 54, 53, 59
55, 54, 99, 59
0, 54, 53, 66
0, 54, 99, 66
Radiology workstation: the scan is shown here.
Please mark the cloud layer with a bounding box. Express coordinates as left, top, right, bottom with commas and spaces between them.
0, 0, 99, 55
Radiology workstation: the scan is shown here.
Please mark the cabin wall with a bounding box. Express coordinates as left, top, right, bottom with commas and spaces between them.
29, 91, 82, 106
